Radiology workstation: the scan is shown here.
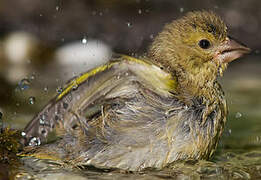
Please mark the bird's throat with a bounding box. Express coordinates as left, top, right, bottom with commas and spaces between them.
174, 62, 220, 105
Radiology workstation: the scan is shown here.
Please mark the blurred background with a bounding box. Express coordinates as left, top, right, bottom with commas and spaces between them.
0, 0, 261, 179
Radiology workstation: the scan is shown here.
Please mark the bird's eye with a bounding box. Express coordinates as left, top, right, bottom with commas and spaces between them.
198, 39, 211, 49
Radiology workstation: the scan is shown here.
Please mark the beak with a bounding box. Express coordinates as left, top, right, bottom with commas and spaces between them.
214, 36, 251, 63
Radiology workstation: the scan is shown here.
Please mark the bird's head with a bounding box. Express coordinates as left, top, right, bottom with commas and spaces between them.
148, 11, 250, 98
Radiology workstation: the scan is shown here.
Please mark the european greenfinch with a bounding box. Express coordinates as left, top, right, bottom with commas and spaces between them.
21, 11, 250, 171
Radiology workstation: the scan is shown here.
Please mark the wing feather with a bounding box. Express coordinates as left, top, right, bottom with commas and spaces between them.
21, 55, 184, 171
22, 55, 177, 147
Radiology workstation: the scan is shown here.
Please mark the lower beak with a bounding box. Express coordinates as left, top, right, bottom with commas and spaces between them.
215, 36, 251, 63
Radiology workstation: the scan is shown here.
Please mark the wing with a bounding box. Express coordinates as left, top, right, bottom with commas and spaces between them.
22, 55, 177, 146
21, 54, 182, 170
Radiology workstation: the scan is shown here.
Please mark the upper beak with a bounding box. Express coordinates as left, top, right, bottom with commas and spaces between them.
214, 36, 251, 63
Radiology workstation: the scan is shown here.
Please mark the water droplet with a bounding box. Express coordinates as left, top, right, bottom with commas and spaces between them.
39, 120, 45, 125
228, 129, 232, 134
180, 7, 184, 13
39, 14, 43, 17
235, 112, 242, 119
28, 96, 36, 105
255, 50, 260, 54
30, 74, 35, 81
21, 131, 26, 136
43, 86, 48, 92
82, 37, 87, 44
55, 6, 59, 11
39, 114, 47, 125
126, 22, 132, 28
138, 9, 142, 14
18, 78, 30, 91
29, 137, 41, 146
56, 86, 63, 94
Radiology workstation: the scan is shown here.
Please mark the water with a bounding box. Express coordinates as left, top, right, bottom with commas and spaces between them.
126, 22, 132, 28
17, 78, 30, 91
28, 97, 35, 105
81, 37, 87, 44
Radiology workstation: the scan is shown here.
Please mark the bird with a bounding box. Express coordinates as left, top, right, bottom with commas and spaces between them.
20, 11, 250, 171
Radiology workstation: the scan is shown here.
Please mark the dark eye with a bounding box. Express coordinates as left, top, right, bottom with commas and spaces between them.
198, 39, 211, 49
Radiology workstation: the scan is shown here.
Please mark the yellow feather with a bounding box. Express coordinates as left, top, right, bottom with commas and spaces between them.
56, 63, 115, 100
57, 55, 177, 101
